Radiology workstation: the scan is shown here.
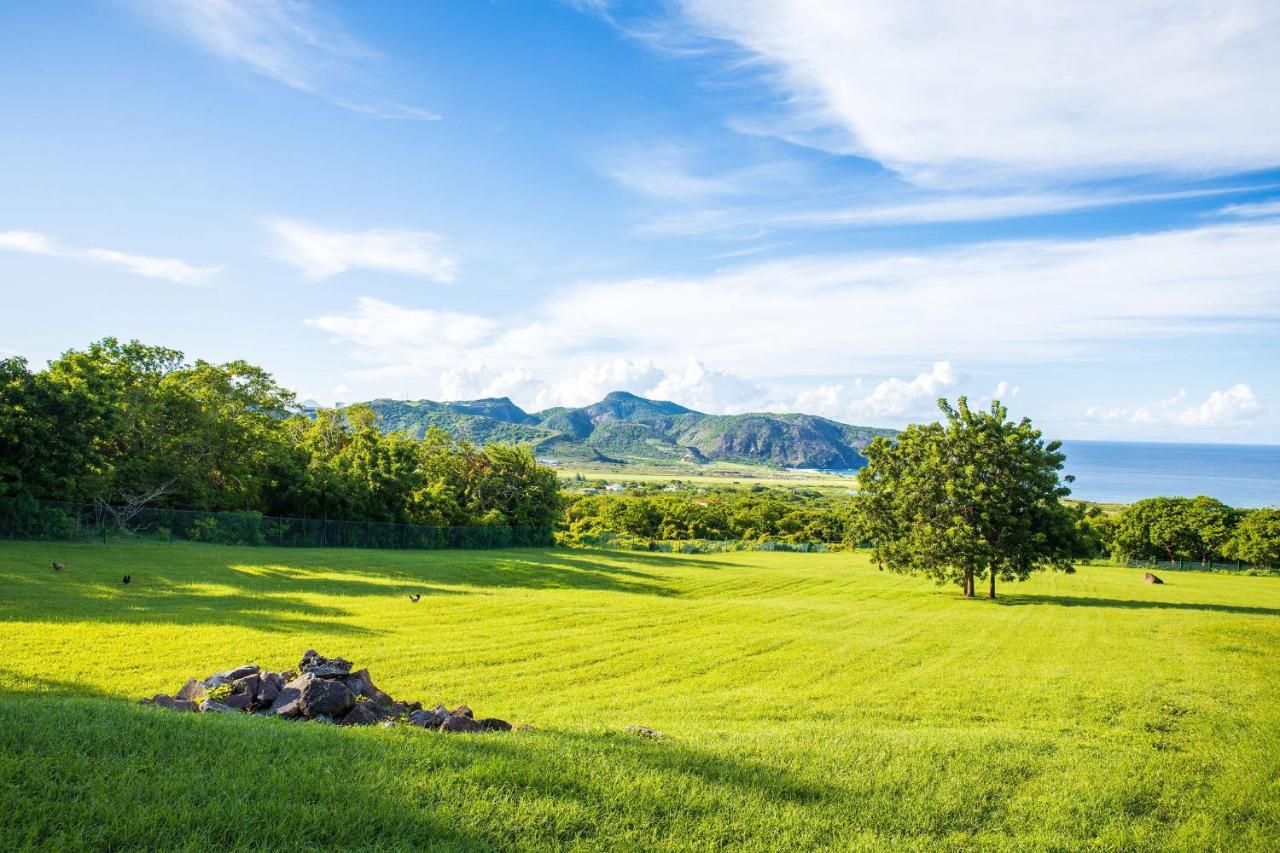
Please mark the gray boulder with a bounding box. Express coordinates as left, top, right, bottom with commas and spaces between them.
1143, 572, 1164, 584
268, 674, 310, 718
202, 664, 260, 688
141, 694, 198, 712
298, 674, 356, 718
256, 672, 282, 707
175, 678, 206, 702
341, 669, 395, 708
439, 714, 483, 733
340, 701, 389, 726
200, 699, 240, 713
478, 718, 512, 732
408, 708, 450, 729
298, 649, 353, 678
452, 704, 474, 719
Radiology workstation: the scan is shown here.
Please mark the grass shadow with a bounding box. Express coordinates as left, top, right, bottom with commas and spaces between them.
996, 593, 1280, 618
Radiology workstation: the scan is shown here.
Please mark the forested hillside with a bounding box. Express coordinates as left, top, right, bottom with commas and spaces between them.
351, 391, 897, 469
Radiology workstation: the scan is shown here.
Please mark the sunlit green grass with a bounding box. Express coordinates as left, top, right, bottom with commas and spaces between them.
1, 541, 1277, 850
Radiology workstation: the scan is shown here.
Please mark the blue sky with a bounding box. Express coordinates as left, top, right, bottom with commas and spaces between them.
2, 1, 1279, 443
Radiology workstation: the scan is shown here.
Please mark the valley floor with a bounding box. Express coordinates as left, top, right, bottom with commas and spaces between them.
1, 542, 1277, 850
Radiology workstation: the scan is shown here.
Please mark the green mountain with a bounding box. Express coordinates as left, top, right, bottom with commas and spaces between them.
350, 391, 897, 469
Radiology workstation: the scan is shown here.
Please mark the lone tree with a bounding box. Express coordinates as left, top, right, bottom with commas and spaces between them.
857, 397, 1078, 599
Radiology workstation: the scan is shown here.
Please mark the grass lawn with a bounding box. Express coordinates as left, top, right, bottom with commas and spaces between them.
1, 541, 1277, 850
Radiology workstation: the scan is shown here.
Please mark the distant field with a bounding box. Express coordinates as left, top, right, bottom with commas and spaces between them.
1, 542, 1277, 850
559, 461, 859, 491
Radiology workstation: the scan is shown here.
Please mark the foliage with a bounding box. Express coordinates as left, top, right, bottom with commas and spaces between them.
0, 339, 560, 530
1096, 496, 1279, 566
1223, 508, 1280, 567
1, 541, 1278, 849
559, 486, 860, 547
856, 397, 1079, 598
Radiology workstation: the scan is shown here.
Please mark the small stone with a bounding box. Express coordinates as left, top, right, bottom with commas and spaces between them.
452, 705, 474, 719
439, 714, 483, 733
478, 718, 512, 732
379, 720, 397, 729
1143, 572, 1164, 585
312, 714, 336, 725
624, 725, 663, 739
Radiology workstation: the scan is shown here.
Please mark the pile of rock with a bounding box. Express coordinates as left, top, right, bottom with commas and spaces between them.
140, 649, 511, 732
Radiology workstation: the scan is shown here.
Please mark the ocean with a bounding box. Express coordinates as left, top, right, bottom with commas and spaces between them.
820, 440, 1280, 507
1058, 440, 1280, 508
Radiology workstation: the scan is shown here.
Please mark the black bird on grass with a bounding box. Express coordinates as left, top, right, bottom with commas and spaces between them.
52, 561, 64, 571
122, 575, 131, 585
408, 593, 421, 603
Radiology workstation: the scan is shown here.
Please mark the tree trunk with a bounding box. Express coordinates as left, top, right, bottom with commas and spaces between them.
963, 569, 974, 598
989, 570, 996, 599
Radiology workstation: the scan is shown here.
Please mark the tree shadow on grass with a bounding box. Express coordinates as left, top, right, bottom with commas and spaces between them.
221, 548, 685, 597
995, 593, 1280, 618
0, 568, 383, 635
0, 546, 696, 633
0, 691, 828, 849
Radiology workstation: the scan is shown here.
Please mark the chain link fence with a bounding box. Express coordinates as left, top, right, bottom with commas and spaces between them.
0, 497, 553, 550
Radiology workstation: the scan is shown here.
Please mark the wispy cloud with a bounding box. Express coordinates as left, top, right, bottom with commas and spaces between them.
267, 220, 457, 281
0, 229, 221, 284
641, 181, 1279, 238
648, 1, 1280, 185
604, 143, 801, 202
125, 0, 439, 120
1215, 199, 1280, 219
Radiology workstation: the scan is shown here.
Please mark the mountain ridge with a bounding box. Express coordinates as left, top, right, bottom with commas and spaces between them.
343, 392, 897, 469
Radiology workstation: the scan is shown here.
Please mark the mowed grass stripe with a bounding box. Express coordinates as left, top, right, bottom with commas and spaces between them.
1, 540, 1278, 850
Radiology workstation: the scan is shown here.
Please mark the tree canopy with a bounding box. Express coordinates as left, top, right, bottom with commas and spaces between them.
856, 397, 1078, 598
0, 339, 560, 529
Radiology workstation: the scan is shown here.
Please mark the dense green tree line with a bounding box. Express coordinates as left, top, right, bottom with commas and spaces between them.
0, 339, 559, 528
1094, 496, 1279, 567
559, 487, 860, 547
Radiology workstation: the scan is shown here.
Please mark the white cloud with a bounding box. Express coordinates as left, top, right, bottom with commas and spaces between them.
537, 358, 666, 409
643, 185, 1272, 237
268, 220, 457, 281
0, 230, 58, 255
1177, 384, 1261, 426
308, 219, 1280, 413
0, 229, 220, 284
1216, 199, 1280, 219
647, 359, 765, 413
667, 1, 1280, 184
846, 361, 959, 419
126, 0, 438, 120
306, 296, 494, 366
84, 248, 222, 285
1085, 384, 1262, 427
